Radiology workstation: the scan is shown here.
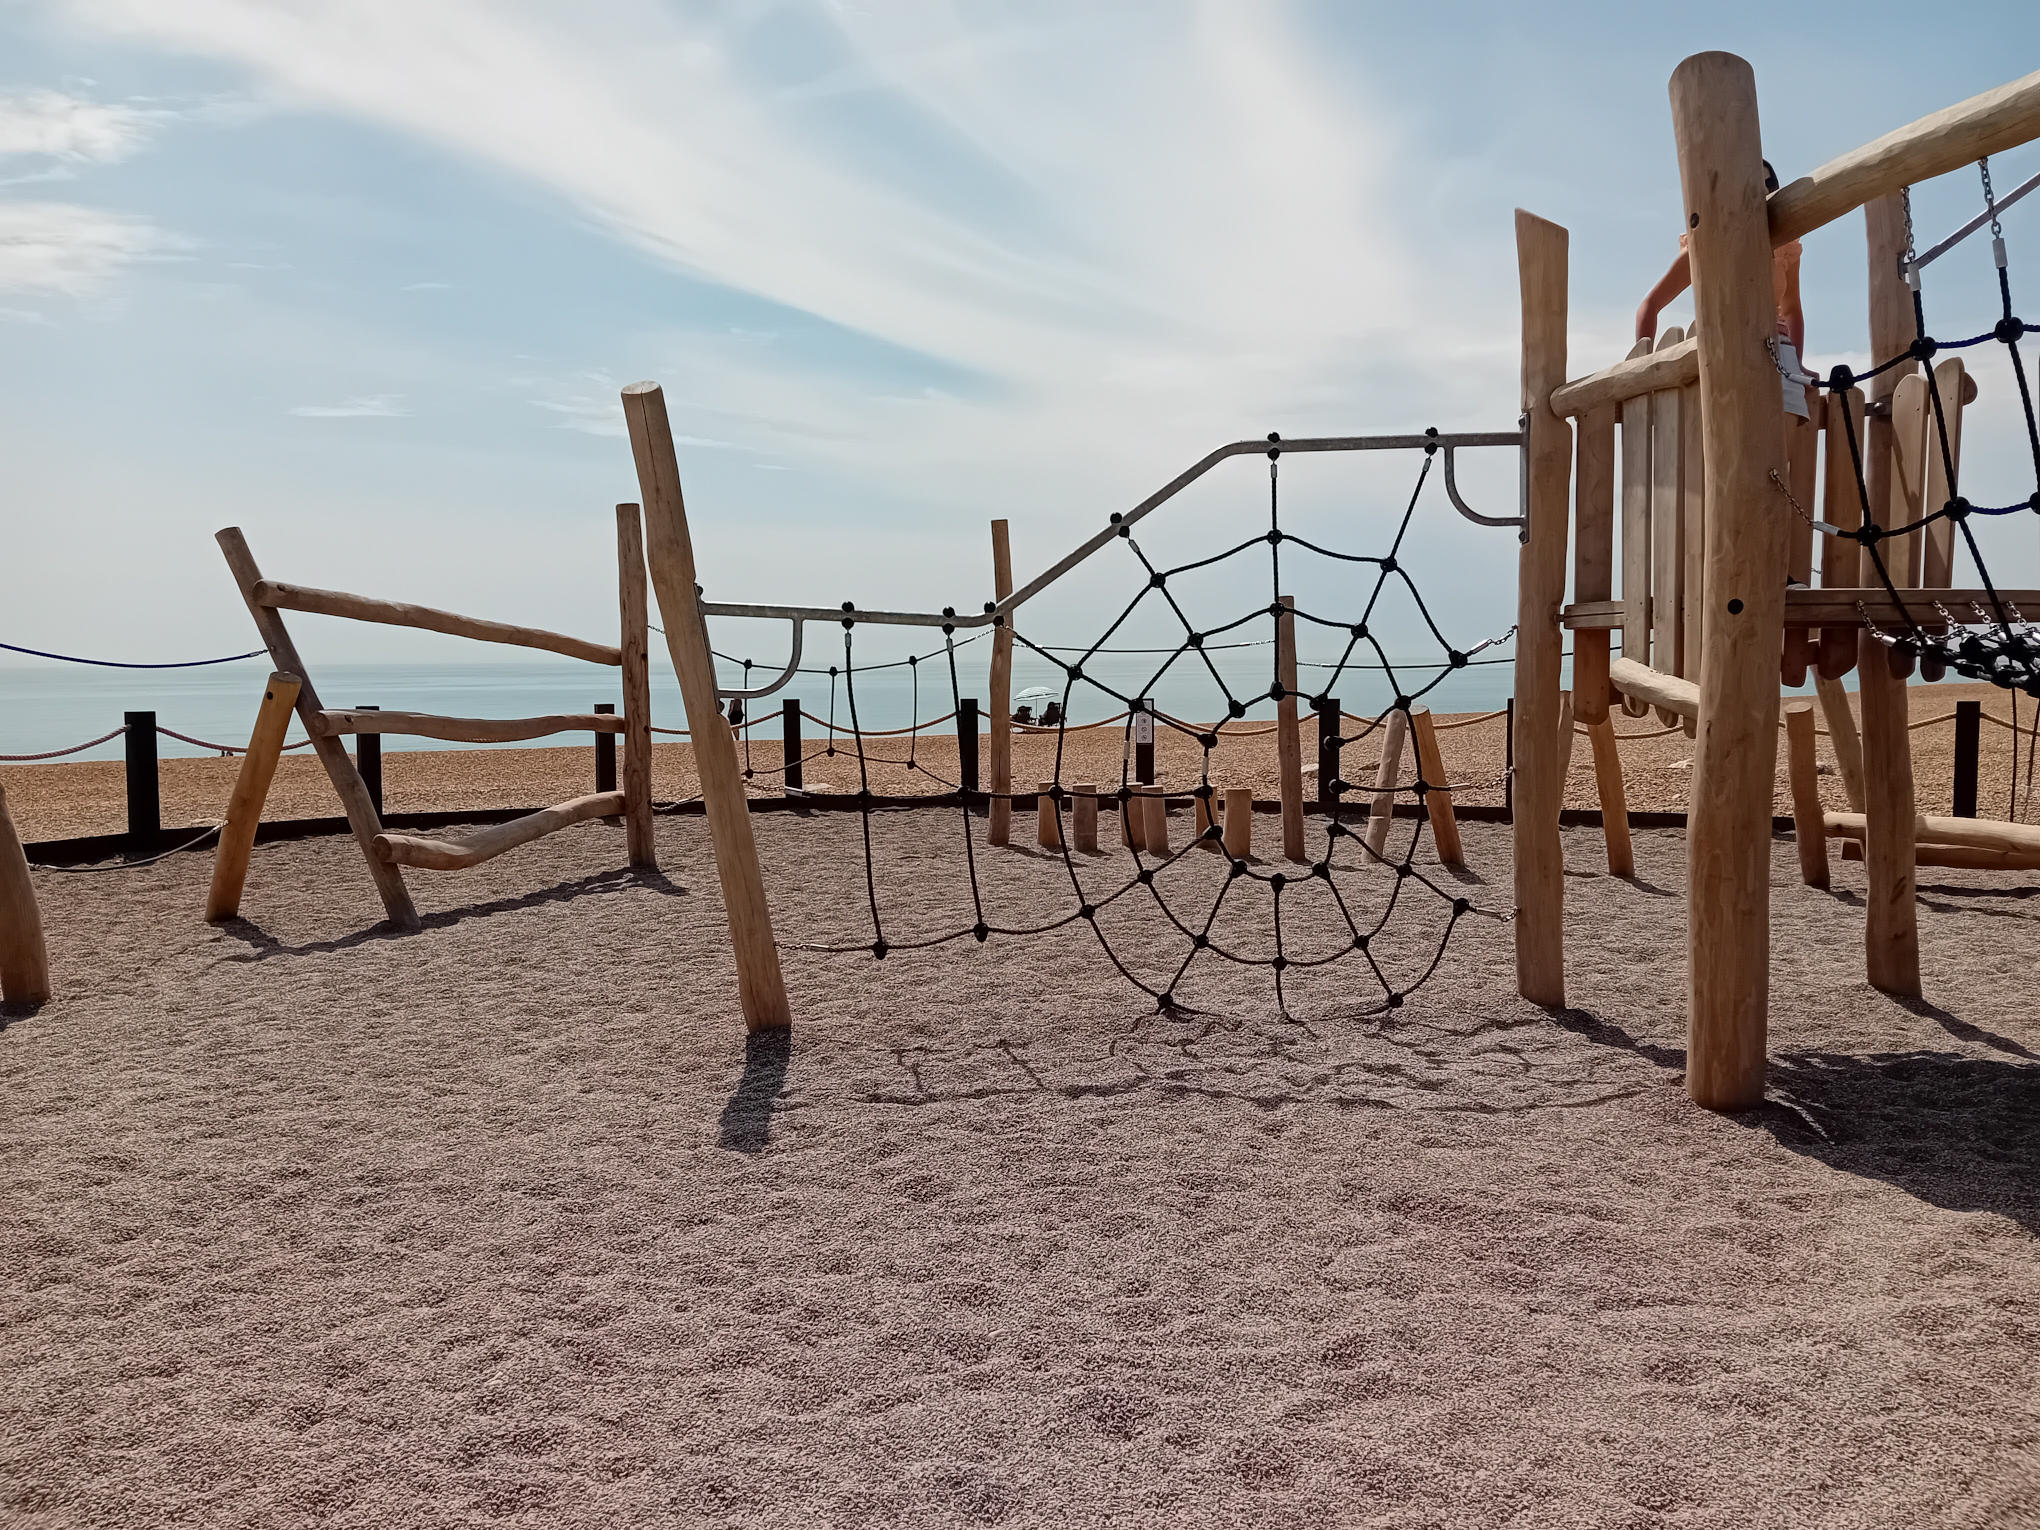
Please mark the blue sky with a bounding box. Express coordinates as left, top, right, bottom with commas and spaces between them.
4, 0, 2038, 672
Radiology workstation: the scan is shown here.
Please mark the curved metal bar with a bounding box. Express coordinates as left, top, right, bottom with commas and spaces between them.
1441, 438, 1530, 540
696, 426, 1528, 636
712, 615, 805, 700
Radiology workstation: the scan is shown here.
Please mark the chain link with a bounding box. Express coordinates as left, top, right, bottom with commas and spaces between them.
1982, 156, 2003, 239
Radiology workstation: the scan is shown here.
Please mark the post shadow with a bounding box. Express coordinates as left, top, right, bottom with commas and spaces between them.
718, 1029, 792, 1154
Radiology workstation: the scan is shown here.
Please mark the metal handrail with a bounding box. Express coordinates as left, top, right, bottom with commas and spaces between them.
699, 427, 1525, 698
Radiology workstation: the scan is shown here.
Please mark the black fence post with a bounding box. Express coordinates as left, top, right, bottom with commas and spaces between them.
356, 704, 382, 818
783, 699, 803, 792
1953, 699, 1981, 818
958, 698, 979, 799
594, 702, 617, 795
124, 710, 159, 854
1316, 696, 1342, 809
1504, 697, 1516, 821
1134, 701, 1155, 785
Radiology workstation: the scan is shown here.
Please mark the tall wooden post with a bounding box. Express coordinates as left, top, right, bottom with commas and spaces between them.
987, 519, 1015, 846
1784, 700, 1829, 889
0, 784, 51, 1004
1276, 595, 1305, 862
1585, 717, 1633, 878
1512, 209, 1571, 1006
124, 711, 160, 853
1671, 51, 1786, 1108
206, 671, 302, 923
216, 528, 419, 930
621, 382, 790, 1032
1858, 196, 1923, 996
1363, 708, 1411, 861
616, 502, 657, 869
354, 706, 383, 818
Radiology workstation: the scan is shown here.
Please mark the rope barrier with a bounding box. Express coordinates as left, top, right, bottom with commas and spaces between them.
36, 824, 223, 871
0, 640, 268, 669
0, 725, 131, 762
153, 725, 316, 755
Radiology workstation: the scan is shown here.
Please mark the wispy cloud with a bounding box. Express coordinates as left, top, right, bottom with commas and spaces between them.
402, 279, 449, 291
0, 87, 157, 161
289, 393, 409, 418
0, 200, 178, 295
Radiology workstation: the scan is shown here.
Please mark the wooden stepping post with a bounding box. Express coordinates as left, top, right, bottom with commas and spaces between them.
1072, 784, 1098, 853
616, 503, 657, 870
1813, 672, 1866, 813
1036, 782, 1060, 847
205, 671, 302, 923
1121, 787, 1143, 851
623, 381, 790, 1032
0, 784, 51, 1005
1194, 785, 1220, 850
1364, 708, 1411, 860
1143, 789, 1170, 856
1223, 787, 1253, 859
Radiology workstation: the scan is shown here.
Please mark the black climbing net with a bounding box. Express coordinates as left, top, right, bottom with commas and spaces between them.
754, 435, 1517, 1019
1785, 157, 2040, 694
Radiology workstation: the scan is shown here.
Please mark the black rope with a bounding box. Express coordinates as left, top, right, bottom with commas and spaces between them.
1, 641, 267, 669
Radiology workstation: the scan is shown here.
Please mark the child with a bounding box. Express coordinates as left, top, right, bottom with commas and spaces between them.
1635, 159, 1809, 418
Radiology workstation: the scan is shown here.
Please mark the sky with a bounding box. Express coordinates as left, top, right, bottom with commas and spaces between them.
4, 0, 2039, 676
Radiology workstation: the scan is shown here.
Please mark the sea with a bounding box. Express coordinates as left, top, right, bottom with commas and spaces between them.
0, 640, 1536, 764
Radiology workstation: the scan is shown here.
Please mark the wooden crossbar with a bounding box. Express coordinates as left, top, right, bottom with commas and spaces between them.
1550, 336, 1698, 419
253, 579, 622, 666
374, 792, 625, 871
311, 710, 625, 743
1608, 657, 1699, 720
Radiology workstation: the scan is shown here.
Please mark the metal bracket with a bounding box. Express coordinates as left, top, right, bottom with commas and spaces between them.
1439, 419, 1531, 542
711, 615, 805, 700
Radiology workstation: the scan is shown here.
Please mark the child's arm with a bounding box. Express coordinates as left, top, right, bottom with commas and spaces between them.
1776, 240, 1806, 357
1635, 250, 1691, 342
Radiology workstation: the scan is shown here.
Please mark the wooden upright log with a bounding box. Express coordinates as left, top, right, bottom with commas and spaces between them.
1408, 707, 1463, 868
1072, 784, 1099, 853
1817, 388, 1868, 679
1574, 404, 1616, 724
1585, 717, 1634, 878
1556, 690, 1578, 782
1618, 339, 1655, 716
621, 382, 790, 1032
1364, 708, 1411, 860
616, 502, 657, 870
1142, 789, 1170, 856
1672, 51, 1787, 1109
1649, 324, 1688, 724
1813, 672, 1867, 813
1223, 787, 1253, 859
0, 784, 51, 1005
216, 528, 419, 930
205, 671, 302, 923
1276, 596, 1305, 862
1919, 357, 1971, 683
1512, 208, 1571, 1007
1784, 700, 1830, 889
1857, 197, 1922, 996
1036, 782, 1060, 848
987, 520, 1016, 846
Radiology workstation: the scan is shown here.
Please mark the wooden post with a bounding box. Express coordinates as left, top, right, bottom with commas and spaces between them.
1513, 209, 1571, 1006
1920, 357, 1972, 683
0, 784, 51, 1005
355, 706, 383, 819
1671, 51, 1788, 1109
1818, 388, 1867, 679
987, 519, 1015, 846
1072, 784, 1099, 852
205, 672, 302, 923
1408, 707, 1463, 868
782, 699, 805, 792
1586, 717, 1634, 878
1142, 788, 1170, 856
1194, 785, 1219, 849
1575, 406, 1616, 724
1649, 324, 1688, 723
124, 711, 160, 854
216, 529, 419, 930
1953, 700, 1981, 817
1133, 704, 1155, 785
594, 703, 618, 797
1858, 197, 1922, 997
1276, 596, 1305, 862
1036, 782, 1060, 847
956, 699, 977, 798
1813, 672, 1867, 813
1121, 785, 1143, 851
621, 382, 790, 1032
1504, 697, 1516, 819
1784, 700, 1829, 889
1619, 337, 1655, 714
1364, 708, 1411, 860
615, 501, 656, 868
1223, 787, 1253, 859
1556, 689, 1577, 784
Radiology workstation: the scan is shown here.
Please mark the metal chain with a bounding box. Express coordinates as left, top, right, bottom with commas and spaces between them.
1901, 184, 1921, 290
1983, 156, 2003, 239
